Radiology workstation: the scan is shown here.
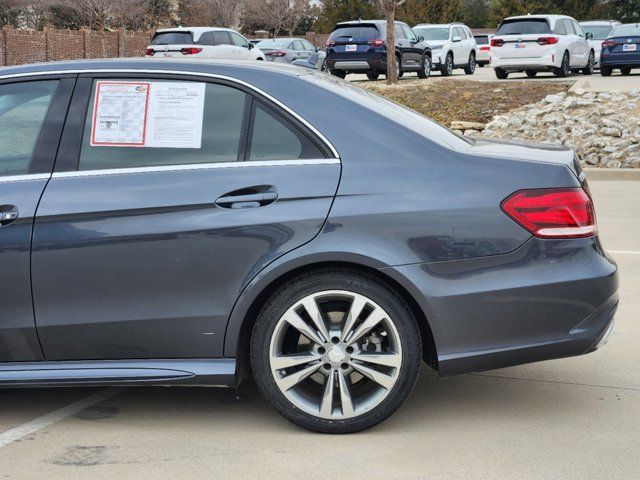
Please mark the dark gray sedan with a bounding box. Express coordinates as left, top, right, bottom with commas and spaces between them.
0, 59, 617, 433
255, 38, 318, 63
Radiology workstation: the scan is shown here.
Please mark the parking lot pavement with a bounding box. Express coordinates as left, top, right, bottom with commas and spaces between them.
349, 66, 640, 91
0, 180, 638, 479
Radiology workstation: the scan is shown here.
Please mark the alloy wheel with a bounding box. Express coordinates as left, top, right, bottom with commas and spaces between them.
268, 290, 403, 420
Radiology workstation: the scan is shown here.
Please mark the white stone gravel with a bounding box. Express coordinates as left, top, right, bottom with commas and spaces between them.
476, 89, 640, 168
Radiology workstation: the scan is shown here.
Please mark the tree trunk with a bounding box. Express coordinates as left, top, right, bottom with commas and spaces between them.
385, 7, 397, 84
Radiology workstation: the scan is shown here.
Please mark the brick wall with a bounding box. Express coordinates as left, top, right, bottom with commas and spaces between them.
0, 27, 154, 67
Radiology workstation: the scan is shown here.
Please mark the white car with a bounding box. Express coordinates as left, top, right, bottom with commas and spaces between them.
145, 27, 265, 61
413, 23, 477, 76
490, 14, 595, 79
579, 20, 621, 68
473, 34, 494, 67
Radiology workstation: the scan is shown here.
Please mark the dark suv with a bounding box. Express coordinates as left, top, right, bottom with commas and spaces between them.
326, 20, 432, 80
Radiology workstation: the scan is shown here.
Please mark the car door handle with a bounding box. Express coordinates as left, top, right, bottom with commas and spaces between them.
215, 190, 278, 209
0, 205, 18, 226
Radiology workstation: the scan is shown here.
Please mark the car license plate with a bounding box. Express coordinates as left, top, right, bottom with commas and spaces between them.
345, 44, 357, 52
163, 52, 173, 57
623, 44, 637, 52
514, 43, 526, 49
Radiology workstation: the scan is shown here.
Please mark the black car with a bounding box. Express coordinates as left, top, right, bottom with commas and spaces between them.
326, 20, 432, 80
0, 59, 617, 434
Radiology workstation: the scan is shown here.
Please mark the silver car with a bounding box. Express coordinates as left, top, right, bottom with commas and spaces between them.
254, 38, 318, 63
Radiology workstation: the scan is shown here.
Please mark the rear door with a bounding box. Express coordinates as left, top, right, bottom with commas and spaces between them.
570, 20, 589, 65
229, 31, 253, 59
32, 74, 340, 361
402, 25, 423, 67
0, 76, 73, 362
200, 31, 238, 59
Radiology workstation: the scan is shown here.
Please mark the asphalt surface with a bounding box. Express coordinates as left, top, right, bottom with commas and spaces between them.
0, 179, 638, 479
349, 64, 640, 91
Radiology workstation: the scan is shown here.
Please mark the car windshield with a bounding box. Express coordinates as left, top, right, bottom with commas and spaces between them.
581, 25, 614, 40
611, 25, 640, 37
414, 27, 450, 41
497, 19, 551, 35
151, 32, 193, 45
329, 26, 381, 42
474, 35, 489, 44
256, 40, 291, 49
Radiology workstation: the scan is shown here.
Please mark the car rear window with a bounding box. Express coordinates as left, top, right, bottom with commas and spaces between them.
256, 39, 291, 49
474, 35, 489, 44
414, 27, 450, 41
611, 25, 640, 37
151, 32, 193, 45
497, 19, 551, 35
581, 25, 614, 40
329, 26, 381, 42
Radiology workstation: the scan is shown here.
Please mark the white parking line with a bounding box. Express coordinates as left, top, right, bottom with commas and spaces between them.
608, 250, 640, 255
0, 387, 124, 448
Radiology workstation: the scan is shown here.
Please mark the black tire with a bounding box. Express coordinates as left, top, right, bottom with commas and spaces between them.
331, 69, 346, 79
582, 50, 595, 75
554, 51, 571, 77
464, 52, 476, 75
494, 67, 508, 79
477, 62, 485, 68
366, 71, 380, 81
418, 54, 431, 79
250, 267, 422, 434
621, 67, 631, 75
320, 59, 327, 72
441, 53, 454, 76
396, 55, 403, 78
601, 66, 613, 76
525, 70, 537, 78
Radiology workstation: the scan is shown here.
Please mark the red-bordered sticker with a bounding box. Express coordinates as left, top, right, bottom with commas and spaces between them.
90, 81, 151, 147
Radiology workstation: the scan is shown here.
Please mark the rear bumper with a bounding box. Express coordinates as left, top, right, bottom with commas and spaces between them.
600, 56, 640, 68
326, 53, 387, 73
491, 51, 560, 71
383, 236, 618, 376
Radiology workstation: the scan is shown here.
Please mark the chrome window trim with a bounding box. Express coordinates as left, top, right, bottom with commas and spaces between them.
51, 158, 340, 179
0, 68, 341, 160
0, 173, 50, 183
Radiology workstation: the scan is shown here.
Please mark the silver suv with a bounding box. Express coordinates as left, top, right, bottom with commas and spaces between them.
413, 23, 477, 75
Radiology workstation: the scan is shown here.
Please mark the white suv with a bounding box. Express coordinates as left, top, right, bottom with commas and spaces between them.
146, 27, 265, 61
413, 23, 477, 76
490, 15, 595, 79
579, 20, 621, 68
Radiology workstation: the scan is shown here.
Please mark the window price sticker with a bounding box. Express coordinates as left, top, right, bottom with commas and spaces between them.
90, 81, 206, 149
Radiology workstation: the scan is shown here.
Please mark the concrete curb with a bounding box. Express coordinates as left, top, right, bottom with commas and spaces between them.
584, 168, 640, 181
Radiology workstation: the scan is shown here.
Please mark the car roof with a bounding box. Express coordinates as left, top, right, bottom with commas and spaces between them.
503, 14, 574, 23
0, 58, 310, 79
414, 24, 466, 28
156, 27, 237, 34
256, 38, 299, 42
335, 20, 406, 26
579, 20, 619, 25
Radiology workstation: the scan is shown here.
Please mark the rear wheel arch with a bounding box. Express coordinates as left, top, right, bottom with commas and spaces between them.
232, 261, 438, 385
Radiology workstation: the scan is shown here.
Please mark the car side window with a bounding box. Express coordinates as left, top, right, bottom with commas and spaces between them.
230, 32, 248, 47
301, 40, 315, 51
554, 20, 567, 35
403, 26, 417, 42
198, 32, 216, 45
564, 20, 576, 35
212, 31, 232, 46
455, 27, 466, 40
572, 21, 584, 37
395, 25, 405, 39
248, 101, 324, 161
292, 40, 304, 51
0, 80, 58, 177
78, 80, 247, 170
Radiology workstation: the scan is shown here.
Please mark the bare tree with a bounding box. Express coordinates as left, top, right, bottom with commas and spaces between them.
382, 0, 406, 84
244, 0, 309, 37
182, 0, 243, 28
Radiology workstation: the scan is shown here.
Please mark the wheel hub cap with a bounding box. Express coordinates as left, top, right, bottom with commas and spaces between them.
326, 345, 347, 364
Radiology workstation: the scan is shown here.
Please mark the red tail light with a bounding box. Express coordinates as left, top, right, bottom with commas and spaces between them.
501, 188, 597, 239
480, 46, 490, 51
180, 47, 202, 55
145, 48, 155, 56
602, 40, 618, 48
491, 38, 504, 47
537, 36, 559, 45
266, 50, 288, 57
367, 39, 385, 47
326, 39, 336, 47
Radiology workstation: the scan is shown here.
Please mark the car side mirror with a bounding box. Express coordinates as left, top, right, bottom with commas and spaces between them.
586, 32, 594, 40
417, 35, 424, 42
248, 43, 254, 50
315, 46, 319, 52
